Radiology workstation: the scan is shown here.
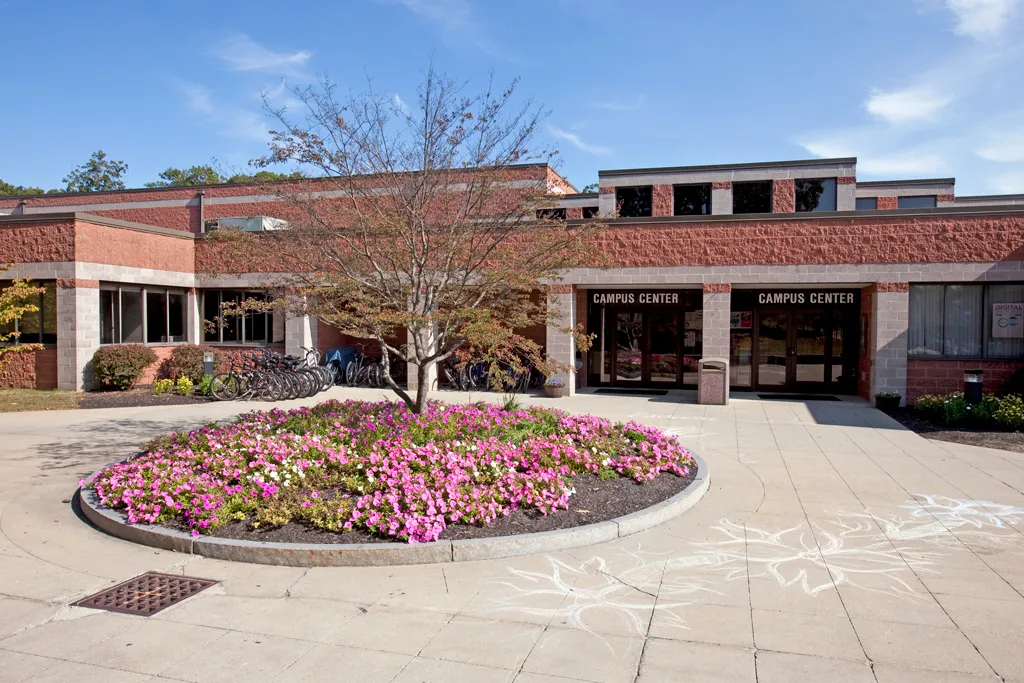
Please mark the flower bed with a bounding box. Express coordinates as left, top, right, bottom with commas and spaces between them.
86, 400, 696, 544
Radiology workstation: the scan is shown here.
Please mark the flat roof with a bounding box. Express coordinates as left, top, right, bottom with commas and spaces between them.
599, 157, 858, 178
0, 211, 195, 239
857, 178, 955, 187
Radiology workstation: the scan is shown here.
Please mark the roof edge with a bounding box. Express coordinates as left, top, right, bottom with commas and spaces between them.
857, 178, 956, 187
0, 212, 195, 239
598, 157, 858, 178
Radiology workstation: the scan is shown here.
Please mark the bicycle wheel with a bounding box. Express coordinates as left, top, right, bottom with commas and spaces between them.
345, 361, 358, 387
210, 373, 239, 401
303, 370, 321, 397
327, 361, 342, 387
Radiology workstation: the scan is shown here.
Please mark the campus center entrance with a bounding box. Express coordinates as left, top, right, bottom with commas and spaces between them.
730, 289, 860, 394
586, 289, 703, 389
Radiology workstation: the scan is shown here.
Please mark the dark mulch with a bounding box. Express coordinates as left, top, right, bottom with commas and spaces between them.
888, 408, 1024, 454
79, 387, 212, 410
205, 467, 698, 545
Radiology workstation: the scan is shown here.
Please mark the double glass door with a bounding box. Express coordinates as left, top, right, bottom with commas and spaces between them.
755, 310, 847, 391
612, 310, 683, 385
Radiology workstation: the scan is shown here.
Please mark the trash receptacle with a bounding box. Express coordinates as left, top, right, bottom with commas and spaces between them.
698, 357, 729, 405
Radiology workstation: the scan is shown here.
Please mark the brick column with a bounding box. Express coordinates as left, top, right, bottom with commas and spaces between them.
711, 182, 732, 215
652, 184, 673, 217
877, 196, 898, 210
56, 279, 100, 391
285, 312, 318, 358
772, 179, 795, 213
837, 176, 857, 211
545, 284, 577, 395
186, 288, 201, 344
870, 283, 909, 405
702, 283, 731, 359
566, 207, 583, 220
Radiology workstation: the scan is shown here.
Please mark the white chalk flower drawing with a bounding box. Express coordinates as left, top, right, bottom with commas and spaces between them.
482, 495, 1023, 639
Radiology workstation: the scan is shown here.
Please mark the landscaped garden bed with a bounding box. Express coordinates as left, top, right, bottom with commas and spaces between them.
85, 400, 697, 544
889, 391, 1024, 454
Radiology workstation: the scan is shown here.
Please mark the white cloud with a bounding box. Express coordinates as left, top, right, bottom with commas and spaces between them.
212, 34, 312, 77
387, 0, 515, 60
864, 86, 953, 124
946, 0, 1019, 39
592, 96, 645, 112
989, 170, 1024, 192
175, 80, 269, 143
977, 131, 1024, 161
393, 93, 411, 116
548, 125, 611, 156
800, 133, 949, 176
857, 152, 949, 175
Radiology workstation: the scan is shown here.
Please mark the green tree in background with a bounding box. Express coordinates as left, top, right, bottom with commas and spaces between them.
62, 150, 128, 193
145, 165, 223, 188
0, 180, 46, 196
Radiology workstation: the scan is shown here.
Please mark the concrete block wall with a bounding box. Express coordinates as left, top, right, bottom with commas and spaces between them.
284, 313, 318, 359
701, 285, 731, 359
57, 281, 100, 391
711, 183, 733, 215
870, 284, 910, 404
837, 177, 857, 211
545, 285, 577, 394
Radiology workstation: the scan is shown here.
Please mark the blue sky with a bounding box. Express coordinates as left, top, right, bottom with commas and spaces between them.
2, 0, 1022, 195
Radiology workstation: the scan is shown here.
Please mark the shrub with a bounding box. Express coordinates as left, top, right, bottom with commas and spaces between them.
91, 345, 157, 390
914, 394, 945, 420
942, 393, 970, 426
175, 377, 194, 396
153, 379, 174, 395
971, 394, 1002, 427
164, 345, 221, 384
197, 373, 214, 397
994, 395, 1024, 431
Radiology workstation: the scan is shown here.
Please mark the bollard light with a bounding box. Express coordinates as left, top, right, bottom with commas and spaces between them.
203, 353, 215, 376
964, 369, 983, 404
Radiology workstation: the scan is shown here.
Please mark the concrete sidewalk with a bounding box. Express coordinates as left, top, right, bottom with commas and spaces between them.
1, 388, 1023, 682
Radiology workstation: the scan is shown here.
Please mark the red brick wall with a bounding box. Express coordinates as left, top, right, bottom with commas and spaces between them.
0, 349, 58, 389
906, 359, 1024, 402
652, 185, 673, 217
0, 220, 76, 263
137, 346, 176, 385
772, 179, 795, 213
877, 196, 898, 210
76, 220, 195, 272
91, 206, 196, 233
596, 213, 1024, 268
858, 287, 873, 400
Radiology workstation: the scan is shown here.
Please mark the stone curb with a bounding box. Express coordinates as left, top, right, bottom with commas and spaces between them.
79, 454, 708, 567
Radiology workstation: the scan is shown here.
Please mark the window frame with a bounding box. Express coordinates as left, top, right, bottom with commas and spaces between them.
732, 180, 774, 214
898, 195, 937, 209
0, 281, 57, 346
615, 186, 653, 218
794, 178, 837, 213
99, 283, 189, 346
672, 183, 712, 216
908, 282, 1024, 360
855, 197, 877, 211
201, 289, 275, 346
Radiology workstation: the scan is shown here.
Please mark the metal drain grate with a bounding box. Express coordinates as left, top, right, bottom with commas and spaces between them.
73, 572, 217, 616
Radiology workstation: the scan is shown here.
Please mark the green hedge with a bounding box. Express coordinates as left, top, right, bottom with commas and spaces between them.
162, 345, 221, 384
91, 344, 158, 391
913, 392, 1024, 431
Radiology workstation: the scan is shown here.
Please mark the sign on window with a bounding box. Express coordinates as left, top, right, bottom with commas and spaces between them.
993, 303, 1024, 338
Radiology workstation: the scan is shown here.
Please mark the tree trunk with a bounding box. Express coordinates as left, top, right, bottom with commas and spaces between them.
413, 360, 432, 413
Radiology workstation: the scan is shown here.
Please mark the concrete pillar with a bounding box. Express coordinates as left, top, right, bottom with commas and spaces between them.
406, 326, 438, 393
545, 285, 577, 395
870, 283, 910, 405
598, 186, 616, 218
186, 289, 201, 344
285, 313, 317, 358
56, 280, 100, 391
837, 177, 857, 211
701, 284, 731, 359
711, 182, 733, 215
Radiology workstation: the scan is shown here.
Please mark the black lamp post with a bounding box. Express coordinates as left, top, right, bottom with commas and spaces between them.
964, 369, 983, 404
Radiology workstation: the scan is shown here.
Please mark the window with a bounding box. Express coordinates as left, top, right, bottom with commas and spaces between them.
202, 290, 273, 344
795, 178, 837, 212
909, 283, 1024, 359
0, 281, 57, 345
732, 181, 773, 214
673, 183, 712, 216
536, 208, 567, 220
615, 186, 652, 218
855, 197, 877, 211
100, 285, 187, 344
582, 206, 599, 219
898, 195, 937, 209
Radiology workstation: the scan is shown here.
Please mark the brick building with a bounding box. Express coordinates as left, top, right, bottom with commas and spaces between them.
2, 157, 1023, 404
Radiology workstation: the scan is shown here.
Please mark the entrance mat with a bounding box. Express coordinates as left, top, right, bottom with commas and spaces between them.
595, 388, 670, 396
757, 394, 841, 402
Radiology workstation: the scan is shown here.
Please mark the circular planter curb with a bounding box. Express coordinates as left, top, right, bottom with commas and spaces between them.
79, 454, 709, 567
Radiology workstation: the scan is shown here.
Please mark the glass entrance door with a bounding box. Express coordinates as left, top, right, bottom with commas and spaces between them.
756, 311, 789, 388
795, 311, 827, 385
649, 312, 679, 383
614, 311, 643, 382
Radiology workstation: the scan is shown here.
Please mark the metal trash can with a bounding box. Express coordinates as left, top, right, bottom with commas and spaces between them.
698, 357, 729, 405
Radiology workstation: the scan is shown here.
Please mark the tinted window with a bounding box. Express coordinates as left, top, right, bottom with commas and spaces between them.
732, 181, 773, 214
855, 197, 877, 211
673, 183, 712, 216
615, 186, 652, 218
536, 208, 567, 220
795, 178, 837, 212
582, 206, 599, 219
898, 195, 937, 209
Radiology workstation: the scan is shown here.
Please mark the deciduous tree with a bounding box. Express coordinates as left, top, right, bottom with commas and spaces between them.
210, 67, 599, 413
62, 150, 128, 193
0, 267, 44, 370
